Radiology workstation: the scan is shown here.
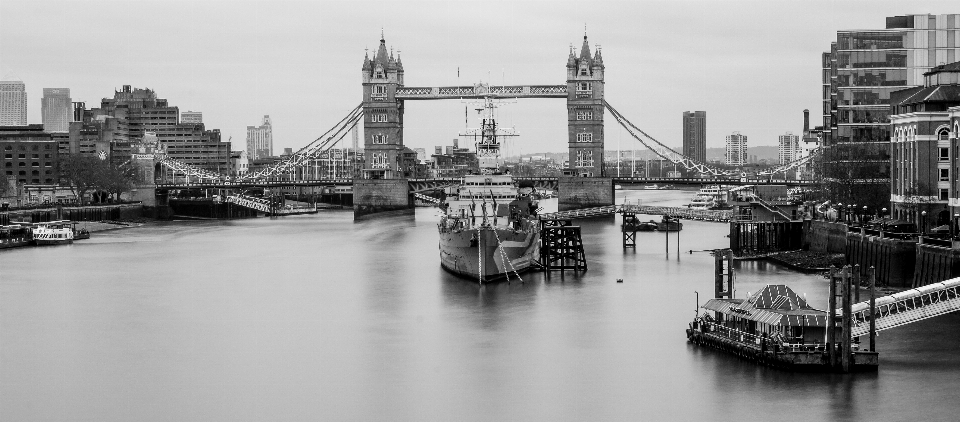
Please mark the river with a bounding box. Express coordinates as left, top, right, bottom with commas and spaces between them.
2, 188, 959, 421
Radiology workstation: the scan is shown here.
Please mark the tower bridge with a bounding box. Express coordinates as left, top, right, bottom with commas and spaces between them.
144, 32, 819, 218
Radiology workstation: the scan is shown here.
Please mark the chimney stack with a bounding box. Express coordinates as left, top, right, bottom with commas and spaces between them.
803, 109, 810, 134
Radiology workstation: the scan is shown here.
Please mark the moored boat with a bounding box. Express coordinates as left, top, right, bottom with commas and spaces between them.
32, 220, 76, 246
0, 224, 33, 249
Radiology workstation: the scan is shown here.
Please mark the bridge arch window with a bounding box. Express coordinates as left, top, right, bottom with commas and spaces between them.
372, 113, 388, 123
373, 134, 388, 144
371, 153, 388, 169
938, 127, 950, 141
576, 133, 593, 143
576, 110, 593, 121
575, 150, 594, 167
373, 85, 387, 100
374, 65, 385, 79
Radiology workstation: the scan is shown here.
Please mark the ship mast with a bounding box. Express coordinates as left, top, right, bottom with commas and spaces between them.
460, 91, 517, 175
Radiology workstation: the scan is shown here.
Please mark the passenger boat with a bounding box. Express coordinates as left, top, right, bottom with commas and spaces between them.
688, 185, 727, 209
0, 224, 33, 249
438, 97, 540, 282
32, 220, 76, 246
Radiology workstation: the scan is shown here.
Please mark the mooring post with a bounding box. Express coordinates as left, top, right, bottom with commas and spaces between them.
665, 221, 669, 259
827, 267, 837, 369
853, 264, 861, 303
869, 266, 877, 352
726, 249, 734, 298
841, 266, 852, 373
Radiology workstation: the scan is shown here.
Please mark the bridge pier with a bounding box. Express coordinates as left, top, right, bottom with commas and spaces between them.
353, 179, 413, 219
558, 177, 614, 211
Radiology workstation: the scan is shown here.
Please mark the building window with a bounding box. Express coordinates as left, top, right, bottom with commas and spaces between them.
374, 65, 385, 79
941, 188, 950, 201
373, 134, 387, 144
577, 82, 591, 92
575, 150, 594, 167
940, 147, 950, 161
372, 113, 388, 123
576, 110, 593, 121
940, 168, 950, 181
939, 129, 950, 141
579, 66, 589, 76
371, 153, 388, 168
373, 85, 387, 100
576, 133, 593, 143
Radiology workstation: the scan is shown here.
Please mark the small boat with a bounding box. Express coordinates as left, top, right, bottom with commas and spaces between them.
637, 221, 659, 231
0, 224, 33, 249
615, 184, 623, 190
74, 228, 91, 240
32, 220, 76, 246
657, 216, 683, 232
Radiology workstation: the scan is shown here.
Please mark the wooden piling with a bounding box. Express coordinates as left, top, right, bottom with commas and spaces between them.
827, 268, 837, 369
841, 266, 852, 373
869, 266, 877, 352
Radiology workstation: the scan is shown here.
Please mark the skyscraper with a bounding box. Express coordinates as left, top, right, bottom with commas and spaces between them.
41, 88, 71, 133
682, 111, 706, 163
821, 14, 960, 207
778, 132, 800, 164
246, 115, 273, 160
725, 132, 747, 166
0, 81, 27, 126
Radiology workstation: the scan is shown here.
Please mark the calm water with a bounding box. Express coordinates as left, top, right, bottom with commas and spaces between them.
2, 189, 960, 421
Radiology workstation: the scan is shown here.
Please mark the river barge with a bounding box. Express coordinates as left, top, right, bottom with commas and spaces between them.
0, 224, 33, 249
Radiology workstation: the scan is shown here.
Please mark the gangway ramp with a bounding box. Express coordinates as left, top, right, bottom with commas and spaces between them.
225, 194, 313, 216
849, 278, 960, 337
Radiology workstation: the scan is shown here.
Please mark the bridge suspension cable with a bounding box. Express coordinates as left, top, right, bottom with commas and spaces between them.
238, 104, 364, 182
604, 100, 735, 177
603, 100, 821, 178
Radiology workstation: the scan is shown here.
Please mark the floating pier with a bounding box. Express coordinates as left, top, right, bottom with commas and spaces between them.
687, 252, 880, 373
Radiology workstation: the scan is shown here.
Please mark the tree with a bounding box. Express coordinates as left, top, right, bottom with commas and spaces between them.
99, 161, 139, 201
59, 154, 107, 205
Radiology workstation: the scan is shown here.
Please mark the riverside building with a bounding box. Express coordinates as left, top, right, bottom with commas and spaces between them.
778, 132, 800, 164
0, 81, 27, 126
821, 14, 960, 208
888, 61, 960, 230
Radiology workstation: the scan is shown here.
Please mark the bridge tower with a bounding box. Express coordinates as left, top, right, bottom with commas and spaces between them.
566, 33, 605, 177
361, 33, 405, 179
355, 33, 413, 219
559, 33, 613, 211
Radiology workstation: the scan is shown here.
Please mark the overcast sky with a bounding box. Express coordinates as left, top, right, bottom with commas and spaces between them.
1, 0, 956, 156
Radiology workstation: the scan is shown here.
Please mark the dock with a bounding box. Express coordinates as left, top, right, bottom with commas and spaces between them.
538, 203, 731, 222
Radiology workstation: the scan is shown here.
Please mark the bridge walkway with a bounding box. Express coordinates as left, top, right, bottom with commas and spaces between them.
224, 194, 316, 216
538, 203, 732, 222
849, 278, 960, 338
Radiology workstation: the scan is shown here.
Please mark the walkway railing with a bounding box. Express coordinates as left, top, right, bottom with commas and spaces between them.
537, 203, 731, 221
848, 277, 960, 337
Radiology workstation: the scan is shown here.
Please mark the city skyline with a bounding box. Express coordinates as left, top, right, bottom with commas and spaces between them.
1, 1, 957, 156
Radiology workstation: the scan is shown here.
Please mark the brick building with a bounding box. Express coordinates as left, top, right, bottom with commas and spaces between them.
889, 61, 960, 230
0, 125, 59, 185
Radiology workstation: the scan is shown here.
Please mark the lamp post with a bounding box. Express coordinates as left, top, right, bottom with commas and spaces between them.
851, 204, 857, 225
864, 205, 869, 226
882, 207, 888, 232
955, 213, 959, 239
694, 290, 699, 320
921, 210, 927, 236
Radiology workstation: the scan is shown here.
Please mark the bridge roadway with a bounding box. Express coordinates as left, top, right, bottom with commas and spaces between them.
156, 176, 817, 190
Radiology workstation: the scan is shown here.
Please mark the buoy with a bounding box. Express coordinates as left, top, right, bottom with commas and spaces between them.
616, 278, 623, 283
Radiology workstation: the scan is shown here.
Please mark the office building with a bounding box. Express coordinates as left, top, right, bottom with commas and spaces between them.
181, 111, 202, 124
0, 81, 27, 126
246, 115, 273, 160
725, 132, 747, 166
682, 111, 706, 163
778, 132, 800, 164
41, 88, 71, 133
821, 14, 960, 207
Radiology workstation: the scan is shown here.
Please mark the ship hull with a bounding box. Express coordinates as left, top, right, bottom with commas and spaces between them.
439, 225, 539, 282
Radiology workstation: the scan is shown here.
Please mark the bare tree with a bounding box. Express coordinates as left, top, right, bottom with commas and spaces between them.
59, 154, 106, 205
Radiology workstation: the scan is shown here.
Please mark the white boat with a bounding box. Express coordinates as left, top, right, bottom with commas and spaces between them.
688, 185, 728, 210
438, 96, 540, 283
32, 220, 76, 246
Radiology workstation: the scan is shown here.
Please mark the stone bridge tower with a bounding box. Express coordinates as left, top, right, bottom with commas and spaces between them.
566, 34, 605, 177
361, 33, 405, 179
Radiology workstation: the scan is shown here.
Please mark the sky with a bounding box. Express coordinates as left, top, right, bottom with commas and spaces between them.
1, 0, 957, 156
